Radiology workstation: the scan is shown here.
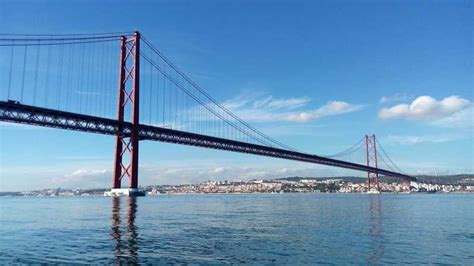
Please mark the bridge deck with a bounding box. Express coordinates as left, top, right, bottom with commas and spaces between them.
0, 101, 416, 182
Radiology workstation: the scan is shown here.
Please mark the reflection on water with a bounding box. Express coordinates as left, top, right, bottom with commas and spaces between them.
367, 195, 384, 264
1, 194, 473, 264
0, 193, 474, 265
110, 197, 139, 264
107, 195, 387, 264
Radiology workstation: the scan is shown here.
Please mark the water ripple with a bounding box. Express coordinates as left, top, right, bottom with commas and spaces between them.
0, 194, 473, 264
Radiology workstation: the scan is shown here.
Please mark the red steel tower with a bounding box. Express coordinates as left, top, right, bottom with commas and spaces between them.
365, 134, 380, 191
112, 32, 140, 189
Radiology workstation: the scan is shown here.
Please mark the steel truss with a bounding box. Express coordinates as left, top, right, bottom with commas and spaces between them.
0, 101, 417, 183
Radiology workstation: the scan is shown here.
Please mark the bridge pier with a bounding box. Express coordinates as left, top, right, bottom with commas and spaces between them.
366, 134, 380, 193
108, 31, 143, 196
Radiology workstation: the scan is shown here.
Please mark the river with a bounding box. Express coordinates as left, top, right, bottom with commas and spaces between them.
0, 193, 473, 264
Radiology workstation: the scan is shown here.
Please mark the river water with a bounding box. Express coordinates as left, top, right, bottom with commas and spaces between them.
0, 194, 473, 264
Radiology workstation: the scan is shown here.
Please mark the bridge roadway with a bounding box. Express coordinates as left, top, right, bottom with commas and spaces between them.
0, 101, 416, 182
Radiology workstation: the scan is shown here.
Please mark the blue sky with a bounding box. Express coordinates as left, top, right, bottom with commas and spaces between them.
0, 0, 472, 191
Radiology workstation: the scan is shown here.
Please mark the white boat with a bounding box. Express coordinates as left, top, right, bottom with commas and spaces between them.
104, 188, 146, 197
366, 190, 381, 194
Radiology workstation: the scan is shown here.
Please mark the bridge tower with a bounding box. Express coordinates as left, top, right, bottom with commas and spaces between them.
109, 31, 141, 196
365, 134, 380, 192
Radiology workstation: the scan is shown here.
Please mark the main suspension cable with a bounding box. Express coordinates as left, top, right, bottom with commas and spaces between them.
141, 35, 297, 151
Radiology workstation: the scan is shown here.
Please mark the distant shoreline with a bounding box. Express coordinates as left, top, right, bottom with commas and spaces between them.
1, 191, 473, 198
2, 174, 473, 196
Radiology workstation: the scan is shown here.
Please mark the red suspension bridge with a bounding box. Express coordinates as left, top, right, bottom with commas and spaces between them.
0, 31, 416, 193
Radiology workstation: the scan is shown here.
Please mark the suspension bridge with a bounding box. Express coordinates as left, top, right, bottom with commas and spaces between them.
0, 31, 416, 195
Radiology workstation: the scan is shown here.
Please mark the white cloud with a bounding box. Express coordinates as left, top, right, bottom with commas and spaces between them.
378, 95, 471, 121
213, 167, 225, 174
386, 135, 460, 145
221, 93, 363, 123
51, 168, 111, 189
68, 169, 108, 178
283, 101, 363, 122
222, 93, 311, 111
380, 93, 409, 104
392, 160, 473, 176
254, 95, 311, 110
150, 164, 339, 185
431, 106, 474, 128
